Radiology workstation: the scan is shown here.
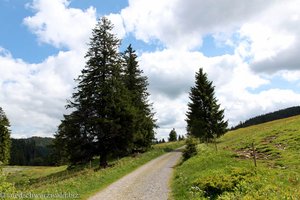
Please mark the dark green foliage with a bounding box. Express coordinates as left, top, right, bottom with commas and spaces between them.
122, 44, 156, 152
53, 111, 94, 165
182, 136, 198, 160
10, 137, 54, 166
54, 18, 155, 168
177, 135, 181, 141
232, 106, 300, 130
169, 128, 177, 142
0, 107, 11, 165
55, 17, 132, 167
186, 68, 227, 142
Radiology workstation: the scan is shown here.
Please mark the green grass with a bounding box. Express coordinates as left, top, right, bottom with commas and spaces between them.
5, 141, 184, 200
172, 116, 300, 200
3, 166, 67, 188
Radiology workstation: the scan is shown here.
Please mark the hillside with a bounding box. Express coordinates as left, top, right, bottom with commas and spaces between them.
10, 137, 54, 166
173, 116, 300, 199
232, 106, 300, 130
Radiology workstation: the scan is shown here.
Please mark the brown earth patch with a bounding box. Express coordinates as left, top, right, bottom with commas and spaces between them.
235, 148, 276, 160
261, 135, 277, 144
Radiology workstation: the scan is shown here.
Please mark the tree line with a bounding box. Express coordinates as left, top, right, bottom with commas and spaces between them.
10, 137, 54, 166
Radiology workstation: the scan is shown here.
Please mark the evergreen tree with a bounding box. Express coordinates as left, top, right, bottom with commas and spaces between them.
0, 107, 11, 165
186, 68, 227, 142
168, 128, 177, 142
122, 44, 156, 152
183, 136, 198, 160
178, 135, 185, 141
54, 17, 136, 167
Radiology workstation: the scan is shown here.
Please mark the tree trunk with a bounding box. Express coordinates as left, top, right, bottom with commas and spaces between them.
99, 152, 108, 168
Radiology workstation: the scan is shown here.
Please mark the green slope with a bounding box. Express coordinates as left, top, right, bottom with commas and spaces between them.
172, 116, 300, 200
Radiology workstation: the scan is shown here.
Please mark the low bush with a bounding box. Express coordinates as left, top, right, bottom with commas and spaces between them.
182, 137, 198, 161
192, 168, 254, 199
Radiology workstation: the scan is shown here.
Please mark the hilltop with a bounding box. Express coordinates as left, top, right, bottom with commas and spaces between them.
173, 115, 300, 199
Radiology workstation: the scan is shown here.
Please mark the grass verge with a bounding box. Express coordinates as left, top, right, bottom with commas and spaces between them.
172, 116, 300, 199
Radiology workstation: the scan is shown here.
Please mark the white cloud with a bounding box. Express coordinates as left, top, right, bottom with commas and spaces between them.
223, 89, 300, 126
0, 0, 98, 138
118, 0, 300, 73
280, 70, 300, 82
238, 23, 295, 62
106, 13, 126, 39
139, 48, 272, 134
140, 49, 268, 99
0, 48, 85, 138
24, 0, 97, 50
119, 0, 279, 50
234, 0, 300, 73
151, 93, 188, 139
2, 0, 300, 140
140, 49, 202, 98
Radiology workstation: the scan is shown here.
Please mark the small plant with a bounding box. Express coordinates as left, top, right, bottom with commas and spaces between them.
183, 136, 198, 161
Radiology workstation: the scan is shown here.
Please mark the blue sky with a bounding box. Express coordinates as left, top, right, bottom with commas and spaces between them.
1, 0, 300, 139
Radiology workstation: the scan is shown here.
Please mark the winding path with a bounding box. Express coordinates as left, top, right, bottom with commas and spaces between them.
88, 149, 182, 200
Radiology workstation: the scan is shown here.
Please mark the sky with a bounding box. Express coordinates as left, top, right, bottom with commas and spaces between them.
1, 0, 300, 139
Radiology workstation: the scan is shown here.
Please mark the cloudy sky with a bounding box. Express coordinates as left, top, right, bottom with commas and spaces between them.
1, 0, 300, 139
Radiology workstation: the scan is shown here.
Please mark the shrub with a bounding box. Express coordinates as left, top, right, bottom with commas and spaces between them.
183, 136, 198, 161
192, 168, 254, 199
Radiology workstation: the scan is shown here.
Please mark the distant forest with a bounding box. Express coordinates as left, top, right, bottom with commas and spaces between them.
232, 106, 300, 130
10, 137, 54, 166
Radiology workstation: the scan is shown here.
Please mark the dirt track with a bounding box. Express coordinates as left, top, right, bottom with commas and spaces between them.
88, 149, 182, 200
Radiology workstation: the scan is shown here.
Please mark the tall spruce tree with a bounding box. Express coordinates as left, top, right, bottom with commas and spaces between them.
122, 45, 156, 152
0, 107, 11, 165
54, 17, 136, 167
186, 68, 227, 142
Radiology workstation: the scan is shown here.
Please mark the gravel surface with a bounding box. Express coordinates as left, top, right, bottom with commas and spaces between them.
88, 149, 182, 200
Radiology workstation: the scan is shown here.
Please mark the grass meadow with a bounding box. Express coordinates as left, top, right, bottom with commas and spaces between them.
172, 116, 300, 199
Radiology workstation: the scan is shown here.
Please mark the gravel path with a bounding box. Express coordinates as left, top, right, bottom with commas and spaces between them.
88, 149, 182, 200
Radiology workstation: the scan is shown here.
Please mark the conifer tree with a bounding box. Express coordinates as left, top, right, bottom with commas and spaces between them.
0, 107, 11, 165
186, 68, 227, 142
55, 17, 136, 167
122, 44, 156, 152
168, 128, 177, 142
